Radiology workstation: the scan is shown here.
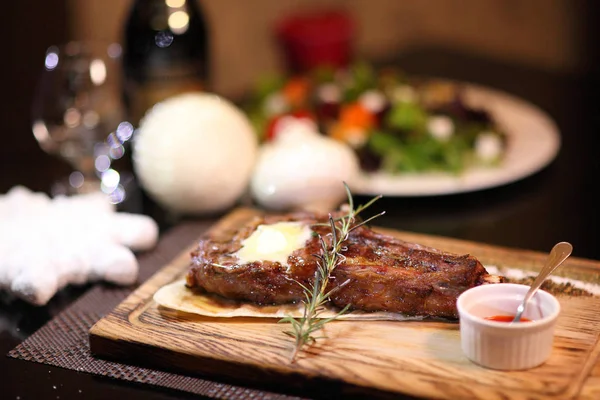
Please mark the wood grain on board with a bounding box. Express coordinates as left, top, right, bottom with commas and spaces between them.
89, 207, 600, 400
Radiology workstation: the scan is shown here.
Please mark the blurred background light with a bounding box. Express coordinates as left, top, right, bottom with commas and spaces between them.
32, 120, 50, 143
116, 121, 134, 142
83, 110, 100, 129
68, 171, 84, 188
155, 31, 173, 48
109, 144, 125, 159
63, 108, 81, 128
89, 59, 107, 85
107, 42, 122, 58
168, 11, 189, 34
101, 168, 120, 193
107, 184, 126, 204
166, 0, 186, 8
94, 154, 111, 172
44, 48, 59, 70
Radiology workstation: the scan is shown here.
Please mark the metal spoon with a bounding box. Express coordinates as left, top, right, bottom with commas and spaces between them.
511, 241, 573, 323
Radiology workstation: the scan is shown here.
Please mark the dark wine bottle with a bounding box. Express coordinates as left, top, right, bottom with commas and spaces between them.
118, 0, 210, 222
121, 0, 210, 126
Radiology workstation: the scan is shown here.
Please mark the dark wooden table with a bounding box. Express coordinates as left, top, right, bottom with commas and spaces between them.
2, 50, 600, 399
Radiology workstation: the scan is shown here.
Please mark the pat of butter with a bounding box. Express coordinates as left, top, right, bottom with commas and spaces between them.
234, 222, 312, 268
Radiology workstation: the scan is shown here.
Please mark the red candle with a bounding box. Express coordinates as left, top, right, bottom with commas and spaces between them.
275, 10, 355, 73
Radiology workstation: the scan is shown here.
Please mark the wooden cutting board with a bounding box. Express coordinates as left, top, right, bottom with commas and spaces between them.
89, 208, 600, 400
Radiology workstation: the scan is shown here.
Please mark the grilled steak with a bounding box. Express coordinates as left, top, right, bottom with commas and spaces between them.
186, 211, 499, 318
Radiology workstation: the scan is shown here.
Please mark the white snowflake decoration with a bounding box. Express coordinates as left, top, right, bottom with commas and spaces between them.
0, 186, 158, 305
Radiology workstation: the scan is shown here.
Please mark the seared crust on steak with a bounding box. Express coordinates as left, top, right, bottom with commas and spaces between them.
186, 211, 497, 318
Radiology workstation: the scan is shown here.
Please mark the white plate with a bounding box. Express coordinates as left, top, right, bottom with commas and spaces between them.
349, 82, 561, 197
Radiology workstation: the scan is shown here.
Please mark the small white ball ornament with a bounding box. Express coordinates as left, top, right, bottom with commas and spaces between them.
250, 118, 360, 212
133, 93, 258, 215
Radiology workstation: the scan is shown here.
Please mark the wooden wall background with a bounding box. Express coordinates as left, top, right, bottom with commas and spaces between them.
67, 0, 593, 98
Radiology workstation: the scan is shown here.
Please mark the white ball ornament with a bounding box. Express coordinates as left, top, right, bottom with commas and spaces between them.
133, 93, 258, 215
250, 118, 360, 212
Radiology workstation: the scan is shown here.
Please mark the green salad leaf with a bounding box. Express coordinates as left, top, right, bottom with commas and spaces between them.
342, 61, 378, 102
368, 130, 471, 174
386, 102, 428, 133
254, 74, 286, 102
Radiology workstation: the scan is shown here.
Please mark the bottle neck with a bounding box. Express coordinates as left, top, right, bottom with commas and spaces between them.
123, 0, 209, 75
121, 0, 210, 125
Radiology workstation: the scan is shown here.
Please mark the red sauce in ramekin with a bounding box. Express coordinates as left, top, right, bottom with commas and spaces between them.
484, 315, 532, 323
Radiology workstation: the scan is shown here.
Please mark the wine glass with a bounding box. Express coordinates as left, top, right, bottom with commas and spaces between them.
31, 41, 132, 201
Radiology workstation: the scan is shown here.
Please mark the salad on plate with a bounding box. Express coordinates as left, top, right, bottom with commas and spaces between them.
244, 62, 507, 176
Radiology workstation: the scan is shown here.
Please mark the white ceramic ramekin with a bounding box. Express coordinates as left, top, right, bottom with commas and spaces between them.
456, 283, 561, 370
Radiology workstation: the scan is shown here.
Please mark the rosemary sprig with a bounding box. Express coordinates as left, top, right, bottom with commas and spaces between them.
279, 183, 384, 362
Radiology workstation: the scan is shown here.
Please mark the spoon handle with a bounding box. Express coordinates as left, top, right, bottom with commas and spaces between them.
522, 242, 573, 306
